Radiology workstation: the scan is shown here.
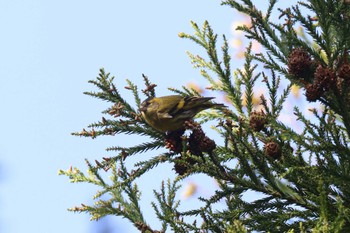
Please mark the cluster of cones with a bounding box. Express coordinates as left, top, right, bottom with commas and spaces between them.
164, 121, 216, 175
164, 47, 350, 173
288, 48, 350, 102
167, 113, 284, 175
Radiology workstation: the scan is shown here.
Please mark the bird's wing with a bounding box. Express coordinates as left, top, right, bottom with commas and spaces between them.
182, 96, 214, 110
156, 95, 184, 117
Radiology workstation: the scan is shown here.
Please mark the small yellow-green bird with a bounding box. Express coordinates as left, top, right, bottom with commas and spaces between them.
139, 95, 224, 132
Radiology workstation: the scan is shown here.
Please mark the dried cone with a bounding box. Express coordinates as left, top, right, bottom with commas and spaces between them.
188, 128, 205, 156
164, 129, 185, 154
305, 83, 323, 102
314, 65, 336, 91
249, 110, 267, 132
288, 48, 313, 80
264, 141, 282, 159
174, 157, 189, 175
338, 63, 350, 82
188, 127, 217, 156
201, 137, 216, 152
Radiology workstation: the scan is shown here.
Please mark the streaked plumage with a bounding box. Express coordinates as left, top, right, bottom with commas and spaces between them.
139, 95, 224, 132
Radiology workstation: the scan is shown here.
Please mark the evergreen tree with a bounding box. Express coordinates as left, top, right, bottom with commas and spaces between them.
59, 0, 350, 232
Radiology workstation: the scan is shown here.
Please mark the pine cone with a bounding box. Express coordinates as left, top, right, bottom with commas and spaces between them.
314, 65, 336, 91
165, 129, 185, 154
188, 128, 205, 156
189, 127, 217, 155
173, 156, 197, 175
173, 157, 188, 175
249, 110, 267, 132
305, 83, 323, 102
264, 141, 282, 159
338, 63, 350, 82
201, 136, 216, 152
288, 48, 313, 80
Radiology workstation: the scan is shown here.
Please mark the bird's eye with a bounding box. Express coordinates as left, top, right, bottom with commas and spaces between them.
140, 100, 150, 112
142, 101, 150, 108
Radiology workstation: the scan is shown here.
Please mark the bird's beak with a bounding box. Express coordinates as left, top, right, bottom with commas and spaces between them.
139, 106, 147, 112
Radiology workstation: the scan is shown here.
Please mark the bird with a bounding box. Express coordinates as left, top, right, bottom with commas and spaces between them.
139, 95, 225, 132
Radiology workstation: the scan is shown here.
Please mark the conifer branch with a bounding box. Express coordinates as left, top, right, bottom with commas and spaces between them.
60, 0, 350, 231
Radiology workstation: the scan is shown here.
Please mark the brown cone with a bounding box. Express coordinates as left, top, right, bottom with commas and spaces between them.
338, 63, 350, 82
314, 65, 336, 91
264, 141, 282, 159
288, 48, 313, 80
249, 110, 267, 132
305, 83, 323, 102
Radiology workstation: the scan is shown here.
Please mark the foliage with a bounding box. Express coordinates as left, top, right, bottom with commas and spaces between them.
59, 0, 350, 232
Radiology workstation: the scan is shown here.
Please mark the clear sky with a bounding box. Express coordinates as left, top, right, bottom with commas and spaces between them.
1, 1, 299, 233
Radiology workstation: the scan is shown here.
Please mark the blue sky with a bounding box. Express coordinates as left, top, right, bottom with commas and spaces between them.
0, 1, 298, 232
